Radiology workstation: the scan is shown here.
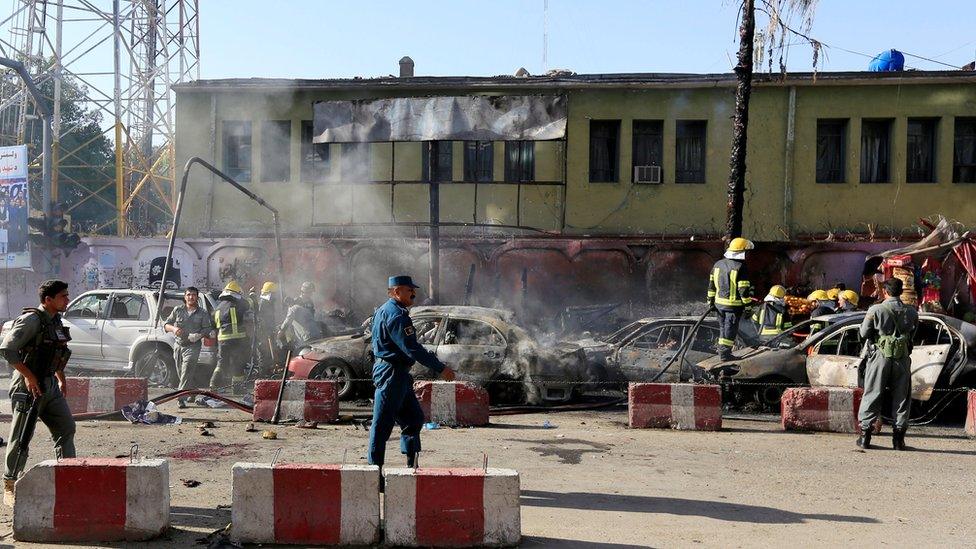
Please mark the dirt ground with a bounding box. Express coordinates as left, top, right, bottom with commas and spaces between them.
0, 397, 972, 548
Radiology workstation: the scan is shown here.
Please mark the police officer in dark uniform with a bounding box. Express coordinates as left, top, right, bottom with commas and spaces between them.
707, 237, 756, 360
1, 280, 75, 507
367, 275, 455, 469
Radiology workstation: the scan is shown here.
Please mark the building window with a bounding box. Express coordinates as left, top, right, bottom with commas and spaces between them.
422, 141, 453, 182
632, 120, 663, 182
504, 141, 535, 182
907, 118, 937, 183
816, 119, 846, 183
222, 121, 251, 182
860, 119, 892, 183
463, 141, 493, 182
300, 120, 330, 182
260, 121, 291, 182
675, 120, 707, 183
953, 117, 976, 183
589, 120, 620, 182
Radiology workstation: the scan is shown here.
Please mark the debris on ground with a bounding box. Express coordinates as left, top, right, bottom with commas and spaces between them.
424, 422, 440, 430
295, 420, 318, 429
121, 400, 182, 425
199, 421, 215, 428
166, 442, 250, 462
182, 478, 201, 488
199, 428, 213, 437
262, 430, 277, 440
196, 524, 240, 548
244, 423, 257, 432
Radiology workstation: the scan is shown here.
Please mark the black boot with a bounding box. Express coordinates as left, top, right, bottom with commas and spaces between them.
856, 427, 873, 449
406, 452, 417, 469
892, 428, 909, 451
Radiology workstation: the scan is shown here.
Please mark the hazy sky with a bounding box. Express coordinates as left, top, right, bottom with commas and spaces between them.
199, 0, 976, 79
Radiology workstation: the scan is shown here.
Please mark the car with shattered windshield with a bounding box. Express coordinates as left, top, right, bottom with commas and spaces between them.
287, 305, 588, 404
569, 316, 758, 385
698, 311, 976, 418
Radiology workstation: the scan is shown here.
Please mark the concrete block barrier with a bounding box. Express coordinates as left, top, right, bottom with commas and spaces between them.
65, 377, 148, 414
384, 467, 520, 547
628, 382, 722, 430
252, 379, 338, 423
13, 458, 169, 542
965, 390, 976, 437
414, 381, 490, 427
231, 462, 380, 545
781, 387, 877, 434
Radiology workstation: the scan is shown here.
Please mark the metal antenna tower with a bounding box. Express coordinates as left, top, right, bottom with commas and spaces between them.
0, 0, 199, 236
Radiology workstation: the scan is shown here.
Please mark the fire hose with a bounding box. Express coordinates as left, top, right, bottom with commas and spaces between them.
647, 305, 715, 383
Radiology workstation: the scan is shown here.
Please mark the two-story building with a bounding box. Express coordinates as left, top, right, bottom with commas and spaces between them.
172, 69, 976, 320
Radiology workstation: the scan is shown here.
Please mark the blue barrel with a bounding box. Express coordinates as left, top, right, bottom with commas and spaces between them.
868, 49, 905, 71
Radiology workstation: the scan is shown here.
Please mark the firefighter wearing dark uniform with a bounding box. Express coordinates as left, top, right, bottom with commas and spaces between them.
1, 280, 75, 507
256, 281, 281, 374
856, 278, 918, 451
707, 238, 756, 360
367, 275, 455, 469
210, 280, 252, 395
753, 285, 791, 341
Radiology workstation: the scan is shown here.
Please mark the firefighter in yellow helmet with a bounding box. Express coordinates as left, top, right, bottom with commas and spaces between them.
838, 289, 860, 312
752, 285, 792, 342
256, 281, 281, 374
209, 280, 253, 395
807, 289, 836, 334
707, 237, 756, 360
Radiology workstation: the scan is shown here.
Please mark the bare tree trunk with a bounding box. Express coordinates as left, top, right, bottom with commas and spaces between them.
726, 0, 755, 241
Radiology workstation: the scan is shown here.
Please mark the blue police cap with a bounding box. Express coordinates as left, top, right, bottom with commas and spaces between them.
388, 275, 420, 289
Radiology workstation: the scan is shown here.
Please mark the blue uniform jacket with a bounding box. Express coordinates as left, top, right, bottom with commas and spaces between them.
371, 298, 445, 374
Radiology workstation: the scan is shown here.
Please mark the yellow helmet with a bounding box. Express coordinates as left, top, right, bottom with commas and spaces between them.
768, 285, 787, 299
223, 280, 243, 294
727, 237, 755, 253
826, 288, 841, 300
261, 281, 278, 294
807, 289, 829, 301
840, 290, 859, 306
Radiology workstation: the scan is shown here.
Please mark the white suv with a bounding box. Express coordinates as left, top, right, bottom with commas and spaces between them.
1, 288, 218, 387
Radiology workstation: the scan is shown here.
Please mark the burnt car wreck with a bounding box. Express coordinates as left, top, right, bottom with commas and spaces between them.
287, 305, 588, 405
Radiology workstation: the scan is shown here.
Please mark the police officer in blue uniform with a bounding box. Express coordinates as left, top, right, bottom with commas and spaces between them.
368, 275, 455, 469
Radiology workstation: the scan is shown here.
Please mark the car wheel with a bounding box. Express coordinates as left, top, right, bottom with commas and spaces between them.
488, 375, 526, 406
134, 347, 177, 388
752, 376, 791, 411
312, 358, 357, 400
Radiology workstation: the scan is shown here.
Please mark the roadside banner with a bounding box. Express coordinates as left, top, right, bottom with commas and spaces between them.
0, 145, 30, 269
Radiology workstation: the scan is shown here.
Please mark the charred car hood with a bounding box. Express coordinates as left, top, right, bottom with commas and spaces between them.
698, 346, 807, 383
305, 333, 369, 361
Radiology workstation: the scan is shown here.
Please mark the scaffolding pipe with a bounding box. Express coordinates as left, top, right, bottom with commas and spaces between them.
153, 157, 286, 328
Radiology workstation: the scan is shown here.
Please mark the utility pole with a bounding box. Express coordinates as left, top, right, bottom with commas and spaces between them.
725, 0, 755, 241
0, 58, 53, 218
427, 143, 440, 304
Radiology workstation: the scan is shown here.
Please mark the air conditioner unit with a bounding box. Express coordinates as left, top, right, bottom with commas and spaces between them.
634, 165, 662, 184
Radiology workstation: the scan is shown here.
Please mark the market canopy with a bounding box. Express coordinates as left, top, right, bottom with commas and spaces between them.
312, 95, 567, 143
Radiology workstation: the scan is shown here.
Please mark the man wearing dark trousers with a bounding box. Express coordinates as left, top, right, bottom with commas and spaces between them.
1, 280, 75, 507
857, 278, 918, 450
367, 275, 455, 472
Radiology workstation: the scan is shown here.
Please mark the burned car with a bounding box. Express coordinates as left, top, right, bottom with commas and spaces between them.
699, 311, 976, 415
287, 305, 588, 404
570, 316, 758, 385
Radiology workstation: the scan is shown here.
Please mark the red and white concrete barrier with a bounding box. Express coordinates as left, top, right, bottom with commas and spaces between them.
414, 381, 490, 427
65, 377, 148, 414
231, 462, 379, 545
781, 387, 881, 434
252, 379, 338, 423
13, 458, 169, 542
628, 383, 722, 430
384, 467, 520, 547
965, 390, 976, 437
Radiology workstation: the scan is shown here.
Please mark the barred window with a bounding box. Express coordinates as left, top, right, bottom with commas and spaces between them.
589, 120, 620, 183
675, 120, 706, 184
906, 118, 937, 183
504, 141, 535, 182
300, 120, 330, 182
632, 120, 663, 182
860, 119, 892, 183
222, 121, 251, 182
953, 117, 976, 183
463, 141, 493, 182
422, 141, 453, 182
816, 119, 846, 183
